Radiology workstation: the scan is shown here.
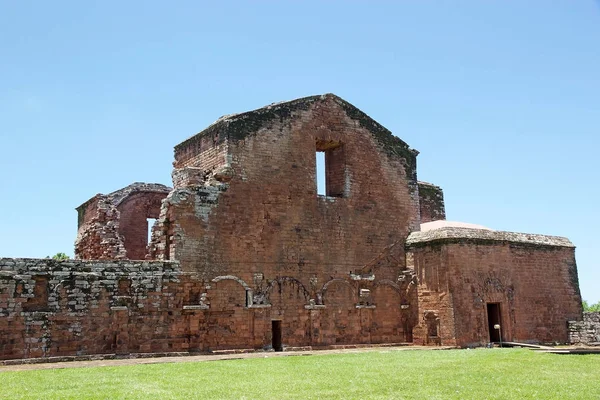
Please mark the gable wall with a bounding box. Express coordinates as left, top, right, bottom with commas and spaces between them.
151, 97, 422, 346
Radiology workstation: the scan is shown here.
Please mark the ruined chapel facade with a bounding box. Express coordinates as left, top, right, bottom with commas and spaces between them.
0, 94, 582, 359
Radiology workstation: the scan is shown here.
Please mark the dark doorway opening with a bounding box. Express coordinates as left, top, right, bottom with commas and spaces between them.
487, 303, 502, 342
272, 320, 282, 352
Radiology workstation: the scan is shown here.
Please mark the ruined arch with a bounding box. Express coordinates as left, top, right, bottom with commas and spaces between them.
266, 277, 310, 302
209, 275, 252, 309
75, 183, 171, 260
321, 279, 357, 306
266, 277, 311, 347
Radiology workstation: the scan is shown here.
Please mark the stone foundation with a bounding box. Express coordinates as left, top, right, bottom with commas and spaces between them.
569, 312, 600, 345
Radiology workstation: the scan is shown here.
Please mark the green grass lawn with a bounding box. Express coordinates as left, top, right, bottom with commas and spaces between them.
1, 348, 598, 399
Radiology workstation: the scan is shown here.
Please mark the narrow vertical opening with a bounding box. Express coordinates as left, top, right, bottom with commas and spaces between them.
147, 218, 156, 245
316, 151, 326, 196
272, 320, 283, 352
316, 140, 346, 198
487, 303, 502, 342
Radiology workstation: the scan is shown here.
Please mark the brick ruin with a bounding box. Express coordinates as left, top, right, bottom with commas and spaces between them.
0, 94, 583, 360
75, 183, 171, 260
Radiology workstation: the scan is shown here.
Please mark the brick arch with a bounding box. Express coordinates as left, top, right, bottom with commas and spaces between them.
266, 277, 311, 347
212, 275, 251, 290
117, 191, 168, 260
204, 278, 253, 350
321, 279, 357, 306
371, 281, 404, 343
266, 277, 310, 302
321, 279, 360, 345
207, 278, 248, 311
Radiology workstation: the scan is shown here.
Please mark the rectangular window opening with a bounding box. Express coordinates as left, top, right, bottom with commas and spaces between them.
316, 151, 326, 196
147, 218, 157, 245
316, 140, 346, 198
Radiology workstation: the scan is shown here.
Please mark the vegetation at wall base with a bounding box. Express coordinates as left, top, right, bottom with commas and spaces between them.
1, 348, 598, 399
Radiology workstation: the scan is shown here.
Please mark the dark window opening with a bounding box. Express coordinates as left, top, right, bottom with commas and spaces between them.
117, 278, 131, 296
427, 320, 438, 338
272, 320, 283, 351
316, 140, 345, 197
487, 303, 502, 342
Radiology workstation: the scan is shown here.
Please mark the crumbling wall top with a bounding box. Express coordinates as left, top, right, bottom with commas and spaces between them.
104, 182, 171, 207
173, 93, 419, 178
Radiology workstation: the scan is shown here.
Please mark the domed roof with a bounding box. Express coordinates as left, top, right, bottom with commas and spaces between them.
420, 220, 492, 232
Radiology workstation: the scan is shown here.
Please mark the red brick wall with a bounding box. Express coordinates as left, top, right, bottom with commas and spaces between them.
418, 182, 445, 223
409, 241, 582, 347
170, 97, 419, 280
117, 192, 166, 260
75, 184, 170, 260
0, 258, 419, 360
174, 137, 229, 172
154, 97, 421, 348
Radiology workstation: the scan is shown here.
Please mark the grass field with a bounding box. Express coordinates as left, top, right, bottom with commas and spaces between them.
1, 348, 598, 399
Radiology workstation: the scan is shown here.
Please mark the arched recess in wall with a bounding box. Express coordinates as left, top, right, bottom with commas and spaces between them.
266, 277, 311, 347
117, 192, 168, 260
205, 275, 253, 350
371, 280, 405, 344
322, 279, 357, 306
321, 279, 360, 345
210, 275, 252, 308
266, 277, 310, 306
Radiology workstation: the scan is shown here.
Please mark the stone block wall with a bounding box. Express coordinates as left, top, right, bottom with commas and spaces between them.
0, 258, 188, 359
569, 312, 600, 345
0, 257, 419, 360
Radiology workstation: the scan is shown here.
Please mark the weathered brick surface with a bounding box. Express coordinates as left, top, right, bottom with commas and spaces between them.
148, 94, 421, 347
75, 183, 170, 260
569, 312, 600, 345
407, 228, 582, 347
0, 94, 583, 360
417, 181, 446, 223
0, 258, 189, 359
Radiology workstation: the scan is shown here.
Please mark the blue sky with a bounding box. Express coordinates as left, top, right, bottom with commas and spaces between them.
1, 1, 598, 303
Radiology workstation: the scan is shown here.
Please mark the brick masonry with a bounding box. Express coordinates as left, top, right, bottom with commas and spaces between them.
75, 183, 171, 260
0, 93, 584, 360
417, 181, 445, 223
406, 228, 582, 347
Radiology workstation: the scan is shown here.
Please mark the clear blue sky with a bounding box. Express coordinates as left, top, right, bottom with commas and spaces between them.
1, 1, 598, 303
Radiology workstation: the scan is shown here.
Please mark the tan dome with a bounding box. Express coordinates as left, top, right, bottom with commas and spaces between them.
420, 220, 492, 232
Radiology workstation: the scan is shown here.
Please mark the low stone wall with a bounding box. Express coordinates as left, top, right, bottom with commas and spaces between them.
0, 258, 195, 360
0, 257, 420, 361
569, 312, 600, 345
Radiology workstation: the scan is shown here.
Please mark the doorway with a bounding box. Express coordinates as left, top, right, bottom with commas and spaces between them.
487, 303, 502, 342
272, 320, 282, 352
